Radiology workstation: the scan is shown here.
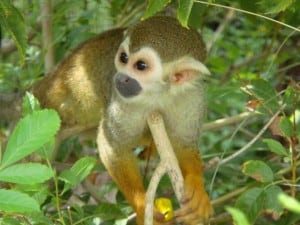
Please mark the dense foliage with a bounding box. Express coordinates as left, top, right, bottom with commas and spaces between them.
0, 0, 300, 224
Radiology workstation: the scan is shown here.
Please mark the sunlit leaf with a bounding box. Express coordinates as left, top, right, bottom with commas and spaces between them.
226, 207, 250, 225
278, 193, 300, 214
0, 189, 40, 213
59, 157, 97, 193
0, 163, 54, 184
1, 110, 60, 169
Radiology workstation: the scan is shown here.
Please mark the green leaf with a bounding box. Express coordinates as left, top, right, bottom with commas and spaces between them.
22, 92, 41, 116
263, 138, 289, 157
35, 138, 56, 160
0, 1, 27, 64
264, 185, 284, 217
242, 78, 279, 114
142, 0, 171, 20
24, 212, 53, 225
95, 202, 126, 220
0, 189, 40, 213
0, 163, 54, 184
242, 160, 274, 183
59, 157, 97, 193
226, 207, 250, 225
177, 0, 194, 27
266, 0, 295, 14
283, 85, 297, 107
1, 110, 60, 169
236, 187, 265, 224
30, 184, 50, 205
236, 186, 284, 223
278, 193, 300, 214
279, 116, 294, 137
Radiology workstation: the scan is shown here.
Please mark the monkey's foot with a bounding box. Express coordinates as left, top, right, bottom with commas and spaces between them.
174, 185, 213, 224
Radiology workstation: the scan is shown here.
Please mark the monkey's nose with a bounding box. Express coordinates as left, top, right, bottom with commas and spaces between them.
114, 72, 142, 98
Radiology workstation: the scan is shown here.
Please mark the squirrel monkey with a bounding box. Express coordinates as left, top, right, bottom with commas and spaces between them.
32, 16, 212, 224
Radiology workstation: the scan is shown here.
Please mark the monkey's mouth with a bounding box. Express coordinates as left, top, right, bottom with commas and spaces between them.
114, 72, 142, 98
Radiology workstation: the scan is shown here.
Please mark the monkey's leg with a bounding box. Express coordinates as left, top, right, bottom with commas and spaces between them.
97, 124, 146, 224
174, 148, 213, 224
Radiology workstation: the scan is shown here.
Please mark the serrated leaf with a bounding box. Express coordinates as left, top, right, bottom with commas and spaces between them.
177, 0, 194, 27
226, 207, 250, 225
0, 189, 40, 213
22, 92, 41, 116
263, 138, 289, 156
0, 1, 27, 64
235, 187, 265, 224
59, 157, 97, 193
142, 0, 171, 20
279, 116, 293, 137
242, 160, 274, 183
278, 193, 300, 214
35, 138, 56, 160
1, 110, 60, 169
0, 163, 54, 184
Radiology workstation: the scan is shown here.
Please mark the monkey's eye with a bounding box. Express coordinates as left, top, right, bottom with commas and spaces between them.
120, 52, 128, 64
135, 60, 148, 71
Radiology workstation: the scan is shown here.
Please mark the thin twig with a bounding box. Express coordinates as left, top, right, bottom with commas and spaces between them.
41, 0, 55, 73
202, 112, 257, 131
207, 9, 235, 53
219, 105, 285, 165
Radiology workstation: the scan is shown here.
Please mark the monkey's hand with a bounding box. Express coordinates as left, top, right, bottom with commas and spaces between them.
153, 208, 174, 225
174, 176, 213, 224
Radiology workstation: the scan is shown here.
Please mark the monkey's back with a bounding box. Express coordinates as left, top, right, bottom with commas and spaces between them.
32, 28, 125, 129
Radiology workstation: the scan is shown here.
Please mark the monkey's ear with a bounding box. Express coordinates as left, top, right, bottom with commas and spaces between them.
170, 58, 210, 85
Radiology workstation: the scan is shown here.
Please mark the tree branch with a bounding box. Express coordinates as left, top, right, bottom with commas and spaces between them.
202, 112, 257, 131
206, 8, 235, 53
144, 111, 184, 225
41, 0, 55, 73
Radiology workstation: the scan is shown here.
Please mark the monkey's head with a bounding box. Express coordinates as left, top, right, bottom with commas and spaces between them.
113, 16, 210, 100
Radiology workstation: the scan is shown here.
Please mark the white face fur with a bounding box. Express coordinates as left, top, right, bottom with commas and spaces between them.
113, 37, 210, 101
